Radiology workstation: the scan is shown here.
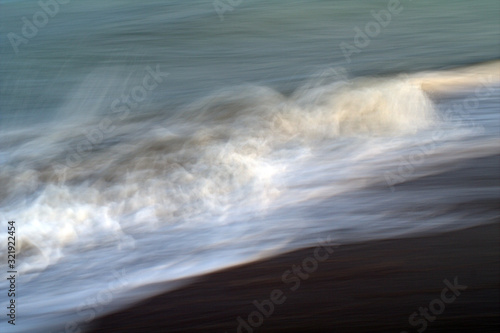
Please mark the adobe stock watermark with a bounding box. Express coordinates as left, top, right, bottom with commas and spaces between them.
339, 0, 404, 63
213, 0, 245, 21
384, 76, 495, 191
54, 64, 169, 172
7, 0, 71, 54
232, 236, 338, 333
48, 268, 129, 333
401, 276, 467, 333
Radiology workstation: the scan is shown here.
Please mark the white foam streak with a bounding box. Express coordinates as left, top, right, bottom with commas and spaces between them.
0, 73, 441, 274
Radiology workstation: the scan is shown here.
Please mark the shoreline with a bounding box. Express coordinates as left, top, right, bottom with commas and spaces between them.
87, 222, 499, 332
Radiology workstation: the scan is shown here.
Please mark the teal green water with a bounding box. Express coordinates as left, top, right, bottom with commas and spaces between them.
1, 0, 499, 124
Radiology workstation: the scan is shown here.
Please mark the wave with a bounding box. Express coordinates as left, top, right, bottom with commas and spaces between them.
2, 61, 499, 271
410, 60, 500, 95
0, 60, 499, 333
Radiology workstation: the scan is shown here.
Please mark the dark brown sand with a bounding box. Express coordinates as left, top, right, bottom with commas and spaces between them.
88, 222, 499, 333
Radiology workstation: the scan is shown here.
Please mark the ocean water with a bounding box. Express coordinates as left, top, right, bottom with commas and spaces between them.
0, 0, 499, 332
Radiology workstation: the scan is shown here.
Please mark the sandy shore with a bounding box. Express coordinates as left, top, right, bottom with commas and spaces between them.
87, 222, 499, 333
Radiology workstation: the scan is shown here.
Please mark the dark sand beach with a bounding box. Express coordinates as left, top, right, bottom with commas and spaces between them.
88, 222, 499, 333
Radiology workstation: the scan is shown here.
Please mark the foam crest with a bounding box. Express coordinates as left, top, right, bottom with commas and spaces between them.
0, 73, 444, 274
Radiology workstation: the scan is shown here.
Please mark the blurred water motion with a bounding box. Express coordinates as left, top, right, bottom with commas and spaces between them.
0, 0, 499, 332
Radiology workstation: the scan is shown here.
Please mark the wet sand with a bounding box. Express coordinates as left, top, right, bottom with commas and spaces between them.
87, 221, 499, 333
